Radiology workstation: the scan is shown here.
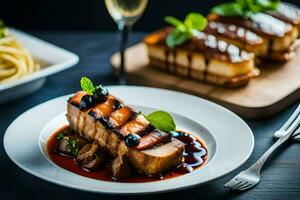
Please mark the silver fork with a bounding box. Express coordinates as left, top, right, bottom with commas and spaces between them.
274, 104, 300, 140
224, 104, 300, 191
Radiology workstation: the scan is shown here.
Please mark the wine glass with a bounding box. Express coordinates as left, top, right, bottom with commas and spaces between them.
104, 0, 148, 85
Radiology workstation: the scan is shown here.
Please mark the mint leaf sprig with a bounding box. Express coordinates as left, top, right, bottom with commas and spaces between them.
146, 111, 176, 132
211, 0, 280, 18
80, 76, 103, 95
164, 13, 207, 48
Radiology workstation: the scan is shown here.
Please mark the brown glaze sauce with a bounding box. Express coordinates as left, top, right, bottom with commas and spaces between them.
47, 126, 208, 183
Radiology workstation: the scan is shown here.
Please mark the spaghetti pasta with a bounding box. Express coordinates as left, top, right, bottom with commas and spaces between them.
0, 22, 39, 84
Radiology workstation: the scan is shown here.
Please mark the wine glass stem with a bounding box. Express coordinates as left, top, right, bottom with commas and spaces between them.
118, 23, 131, 85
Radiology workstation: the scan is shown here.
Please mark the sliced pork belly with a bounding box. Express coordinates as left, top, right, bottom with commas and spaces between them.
136, 130, 172, 151
119, 114, 151, 136
67, 92, 184, 175
144, 27, 258, 87
130, 138, 183, 174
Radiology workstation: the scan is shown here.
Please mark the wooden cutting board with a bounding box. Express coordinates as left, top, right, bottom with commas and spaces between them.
111, 43, 300, 120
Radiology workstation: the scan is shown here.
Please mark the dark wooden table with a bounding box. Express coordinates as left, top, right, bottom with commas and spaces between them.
0, 32, 299, 200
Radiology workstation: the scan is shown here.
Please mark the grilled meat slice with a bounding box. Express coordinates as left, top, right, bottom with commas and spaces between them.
67, 93, 184, 175
111, 154, 133, 180
135, 130, 172, 151
130, 138, 184, 175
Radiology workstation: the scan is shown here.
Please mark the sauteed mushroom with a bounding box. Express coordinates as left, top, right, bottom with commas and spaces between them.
56, 135, 87, 156
111, 154, 132, 180
76, 142, 103, 171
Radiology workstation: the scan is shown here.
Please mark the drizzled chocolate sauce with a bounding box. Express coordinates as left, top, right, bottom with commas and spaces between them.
164, 49, 170, 72
204, 21, 263, 45
47, 126, 208, 183
152, 27, 253, 82
210, 13, 292, 37
187, 53, 192, 78
172, 50, 177, 74
144, 27, 252, 64
268, 2, 300, 25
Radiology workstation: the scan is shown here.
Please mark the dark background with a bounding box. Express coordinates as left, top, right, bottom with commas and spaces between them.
1, 0, 299, 31
1, 1, 300, 200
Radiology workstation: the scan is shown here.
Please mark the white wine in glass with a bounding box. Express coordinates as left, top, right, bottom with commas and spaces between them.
105, 0, 148, 84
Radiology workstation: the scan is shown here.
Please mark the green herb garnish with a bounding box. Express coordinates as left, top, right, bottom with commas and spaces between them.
80, 76, 102, 95
56, 132, 65, 140
68, 139, 79, 157
164, 13, 207, 48
56, 133, 78, 156
80, 76, 95, 95
146, 111, 176, 132
211, 0, 279, 18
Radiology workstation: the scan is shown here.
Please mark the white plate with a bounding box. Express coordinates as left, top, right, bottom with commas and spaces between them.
0, 28, 79, 103
4, 86, 254, 194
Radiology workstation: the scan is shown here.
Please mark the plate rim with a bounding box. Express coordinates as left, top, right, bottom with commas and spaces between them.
3, 86, 254, 194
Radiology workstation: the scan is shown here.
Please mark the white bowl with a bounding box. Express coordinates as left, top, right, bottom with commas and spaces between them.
0, 28, 79, 103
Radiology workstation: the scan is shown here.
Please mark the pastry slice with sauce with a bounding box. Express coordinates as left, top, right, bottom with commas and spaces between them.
208, 11, 298, 61
144, 27, 259, 87
203, 21, 267, 61
267, 2, 300, 35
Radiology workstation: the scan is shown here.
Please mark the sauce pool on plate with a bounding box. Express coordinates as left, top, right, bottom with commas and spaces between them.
47, 126, 208, 182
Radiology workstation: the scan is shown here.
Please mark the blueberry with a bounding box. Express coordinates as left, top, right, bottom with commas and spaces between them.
80, 95, 94, 110
125, 134, 141, 147
113, 100, 123, 110
93, 87, 109, 103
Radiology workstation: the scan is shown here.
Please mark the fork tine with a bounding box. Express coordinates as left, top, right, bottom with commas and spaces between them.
293, 129, 300, 138
230, 181, 245, 190
233, 182, 248, 190
286, 112, 300, 136
279, 104, 300, 131
226, 181, 241, 189
224, 178, 240, 188
238, 183, 253, 191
